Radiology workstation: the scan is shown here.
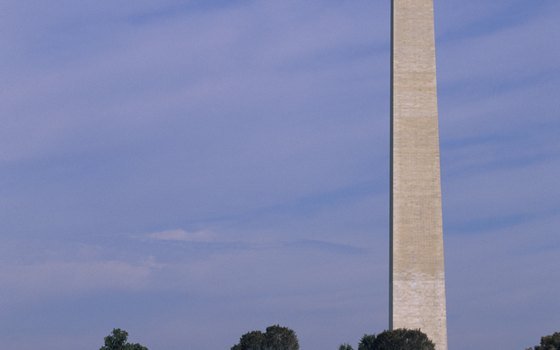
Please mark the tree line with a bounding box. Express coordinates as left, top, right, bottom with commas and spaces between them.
99, 327, 560, 349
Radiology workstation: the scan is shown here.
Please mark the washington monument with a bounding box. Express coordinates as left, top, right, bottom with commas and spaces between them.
390, 0, 447, 349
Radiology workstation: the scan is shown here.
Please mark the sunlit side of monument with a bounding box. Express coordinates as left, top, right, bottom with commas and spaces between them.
390, 0, 448, 349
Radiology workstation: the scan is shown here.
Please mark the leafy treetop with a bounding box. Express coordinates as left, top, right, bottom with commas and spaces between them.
231, 324, 299, 350
528, 332, 560, 350
339, 329, 434, 350
358, 334, 376, 350
100, 328, 148, 350
371, 329, 435, 350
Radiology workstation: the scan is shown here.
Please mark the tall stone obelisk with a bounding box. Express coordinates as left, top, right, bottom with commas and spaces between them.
390, 0, 447, 349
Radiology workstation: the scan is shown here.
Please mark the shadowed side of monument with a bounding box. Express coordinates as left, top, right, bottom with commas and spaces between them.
390, 0, 447, 349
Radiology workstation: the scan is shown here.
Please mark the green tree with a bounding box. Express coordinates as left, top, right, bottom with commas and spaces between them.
231, 330, 266, 350
231, 325, 299, 350
371, 329, 434, 350
339, 343, 354, 350
264, 325, 299, 350
358, 334, 376, 350
533, 331, 560, 350
100, 328, 148, 350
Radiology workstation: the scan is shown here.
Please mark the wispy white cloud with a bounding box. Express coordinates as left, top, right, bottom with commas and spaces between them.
145, 228, 216, 242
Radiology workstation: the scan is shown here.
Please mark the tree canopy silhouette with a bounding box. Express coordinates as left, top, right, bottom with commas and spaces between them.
231, 324, 299, 350
100, 328, 148, 350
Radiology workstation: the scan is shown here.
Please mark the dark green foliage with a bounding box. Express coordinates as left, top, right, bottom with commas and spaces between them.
339, 343, 354, 350
264, 325, 299, 350
371, 329, 434, 350
100, 328, 148, 350
232, 331, 266, 350
126, 345, 149, 350
231, 325, 299, 350
358, 334, 376, 350
533, 332, 560, 350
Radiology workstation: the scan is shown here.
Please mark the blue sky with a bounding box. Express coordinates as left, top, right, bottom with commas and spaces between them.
1, 1, 559, 349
